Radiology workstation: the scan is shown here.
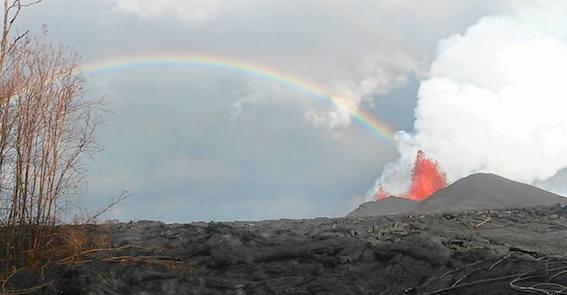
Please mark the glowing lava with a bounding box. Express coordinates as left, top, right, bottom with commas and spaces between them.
374, 150, 446, 202
374, 187, 389, 200
407, 150, 447, 201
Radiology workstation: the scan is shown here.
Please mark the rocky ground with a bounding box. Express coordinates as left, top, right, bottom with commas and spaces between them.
7, 204, 567, 294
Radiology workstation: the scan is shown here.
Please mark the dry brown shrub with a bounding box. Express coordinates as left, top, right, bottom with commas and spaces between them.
0, 1, 112, 289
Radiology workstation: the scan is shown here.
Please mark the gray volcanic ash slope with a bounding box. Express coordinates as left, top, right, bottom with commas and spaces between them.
349, 173, 567, 217
348, 196, 416, 217
417, 173, 567, 213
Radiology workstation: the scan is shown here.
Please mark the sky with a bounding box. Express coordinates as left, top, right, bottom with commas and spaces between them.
12, 0, 561, 222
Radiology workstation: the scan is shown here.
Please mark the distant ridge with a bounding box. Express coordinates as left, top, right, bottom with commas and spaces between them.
347, 197, 415, 217
348, 173, 567, 217
416, 173, 567, 213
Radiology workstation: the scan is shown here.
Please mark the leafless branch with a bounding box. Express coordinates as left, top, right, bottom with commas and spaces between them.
84, 191, 131, 224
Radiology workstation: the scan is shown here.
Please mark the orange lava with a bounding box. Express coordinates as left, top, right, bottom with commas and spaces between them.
407, 150, 447, 201
374, 187, 389, 200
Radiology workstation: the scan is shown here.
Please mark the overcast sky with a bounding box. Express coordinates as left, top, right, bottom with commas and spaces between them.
13, 0, 540, 222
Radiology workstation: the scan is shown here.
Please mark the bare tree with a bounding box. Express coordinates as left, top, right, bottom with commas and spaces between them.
0, 1, 42, 69
0, 0, 102, 268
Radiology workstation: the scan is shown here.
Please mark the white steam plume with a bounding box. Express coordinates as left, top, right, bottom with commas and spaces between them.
374, 2, 567, 197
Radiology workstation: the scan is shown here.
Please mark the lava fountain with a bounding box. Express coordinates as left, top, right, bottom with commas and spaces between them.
375, 150, 447, 201
407, 150, 447, 201
375, 187, 389, 200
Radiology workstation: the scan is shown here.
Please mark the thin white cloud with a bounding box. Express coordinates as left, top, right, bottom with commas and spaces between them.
305, 108, 352, 129
335, 51, 424, 106
230, 89, 257, 120
110, 0, 220, 24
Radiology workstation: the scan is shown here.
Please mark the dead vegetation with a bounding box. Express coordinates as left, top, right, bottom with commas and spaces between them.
0, 0, 111, 291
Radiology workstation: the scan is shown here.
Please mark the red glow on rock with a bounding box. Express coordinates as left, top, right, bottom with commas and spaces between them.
374, 187, 389, 200
407, 150, 447, 201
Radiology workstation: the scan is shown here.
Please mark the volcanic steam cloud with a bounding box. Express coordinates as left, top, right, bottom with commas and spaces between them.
372, 2, 567, 199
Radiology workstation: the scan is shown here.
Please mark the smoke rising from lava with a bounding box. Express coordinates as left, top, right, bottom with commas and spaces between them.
373, 2, 567, 198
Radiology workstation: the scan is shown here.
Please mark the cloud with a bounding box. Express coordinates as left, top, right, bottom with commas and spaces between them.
17, 0, 541, 220
110, 0, 220, 24
334, 51, 423, 106
305, 107, 352, 129
373, 2, 567, 197
229, 89, 258, 119
304, 52, 420, 129
89, 0, 505, 131
536, 168, 567, 196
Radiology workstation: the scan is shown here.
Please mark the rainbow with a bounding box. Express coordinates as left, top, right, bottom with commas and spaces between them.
80, 54, 396, 144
